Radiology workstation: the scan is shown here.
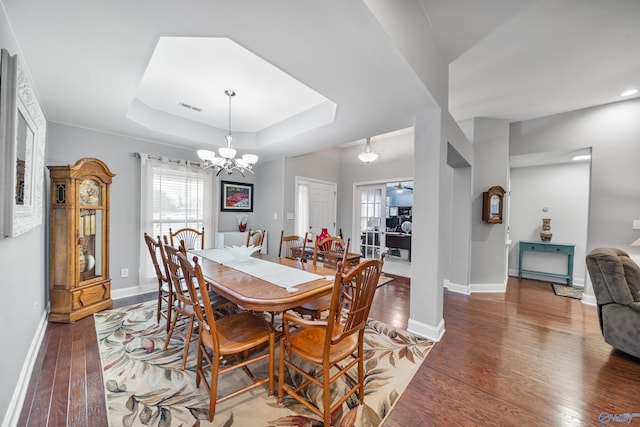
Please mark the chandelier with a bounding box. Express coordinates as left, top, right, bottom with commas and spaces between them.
197, 90, 259, 176
358, 137, 379, 163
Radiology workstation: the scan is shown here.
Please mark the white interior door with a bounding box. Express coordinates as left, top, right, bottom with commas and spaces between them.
357, 184, 386, 259
308, 180, 337, 238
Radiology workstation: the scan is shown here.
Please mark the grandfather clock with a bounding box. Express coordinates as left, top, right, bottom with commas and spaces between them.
48, 158, 115, 323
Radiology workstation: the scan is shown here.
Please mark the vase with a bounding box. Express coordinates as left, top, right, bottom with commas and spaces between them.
540, 218, 552, 242
237, 213, 248, 232
317, 228, 331, 250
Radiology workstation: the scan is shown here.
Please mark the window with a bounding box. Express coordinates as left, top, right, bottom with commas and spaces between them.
139, 154, 215, 284
295, 179, 309, 238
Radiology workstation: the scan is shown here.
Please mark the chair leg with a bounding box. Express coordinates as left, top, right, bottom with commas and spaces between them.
323, 365, 332, 427
165, 292, 173, 333
182, 316, 195, 370
164, 312, 179, 351
196, 337, 203, 387
208, 356, 220, 422
358, 348, 365, 403
156, 280, 162, 323
277, 338, 286, 403
268, 331, 275, 396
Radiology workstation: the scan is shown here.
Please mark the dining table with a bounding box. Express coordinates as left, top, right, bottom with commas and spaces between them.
189, 249, 339, 313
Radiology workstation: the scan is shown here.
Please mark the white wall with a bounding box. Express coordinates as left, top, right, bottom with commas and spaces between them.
508, 161, 590, 286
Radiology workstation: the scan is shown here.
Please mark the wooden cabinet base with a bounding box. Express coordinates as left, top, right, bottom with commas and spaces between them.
49, 281, 112, 323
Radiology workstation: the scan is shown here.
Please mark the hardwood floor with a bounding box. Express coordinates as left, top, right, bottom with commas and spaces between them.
18, 276, 640, 426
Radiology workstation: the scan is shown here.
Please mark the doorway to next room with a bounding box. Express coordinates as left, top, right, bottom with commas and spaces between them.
355, 180, 413, 277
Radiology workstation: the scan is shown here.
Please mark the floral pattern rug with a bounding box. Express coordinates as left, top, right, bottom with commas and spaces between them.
95, 301, 433, 426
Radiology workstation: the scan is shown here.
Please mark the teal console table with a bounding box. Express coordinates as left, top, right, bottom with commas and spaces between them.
518, 240, 575, 286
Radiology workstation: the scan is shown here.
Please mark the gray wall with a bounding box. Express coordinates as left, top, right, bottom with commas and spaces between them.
47, 123, 204, 295
254, 157, 285, 255
282, 147, 342, 237
508, 161, 590, 286
510, 97, 640, 295
0, 7, 49, 422
217, 173, 257, 233
470, 118, 510, 288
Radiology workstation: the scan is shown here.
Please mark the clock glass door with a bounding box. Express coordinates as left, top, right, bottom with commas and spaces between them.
79, 208, 103, 282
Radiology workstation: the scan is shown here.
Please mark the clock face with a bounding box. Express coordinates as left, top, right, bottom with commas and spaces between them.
79, 179, 101, 205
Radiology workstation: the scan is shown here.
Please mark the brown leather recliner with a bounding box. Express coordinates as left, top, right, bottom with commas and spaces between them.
586, 247, 640, 358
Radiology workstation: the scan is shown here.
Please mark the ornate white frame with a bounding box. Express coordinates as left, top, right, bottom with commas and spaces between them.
0, 49, 46, 238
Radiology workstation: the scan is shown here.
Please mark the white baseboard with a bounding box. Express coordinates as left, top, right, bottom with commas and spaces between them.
111, 282, 156, 300
582, 293, 597, 305
444, 279, 470, 295
469, 282, 507, 293
507, 269, 585, 287
2, 283, 155, 427
2, 306, 49, 427
407, 317, 445, 342
444, 279, 507, 294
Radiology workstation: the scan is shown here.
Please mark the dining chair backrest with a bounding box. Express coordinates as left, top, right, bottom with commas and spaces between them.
176, 252, 220, 349
178, 250, 275, 423
313, 235, 350, 270
246, 229, 266, 247
326, 255, 384, 347
163, 243, 193, 306
278, 231, 308, 260
144, 233, 170, 286
143, 233, 173, 328
169, 227, 205, 250
277, 254, 385, 425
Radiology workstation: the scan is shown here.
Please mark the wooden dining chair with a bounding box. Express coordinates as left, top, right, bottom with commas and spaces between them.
293, 237, 351, 319
278, 256, 385, 426
278, 231, 308, 260
163, 244, 200, 369
245, 228, 266, 247
313, 235, 348, 267
177, 251, 276, 423
163, 243, 237, 369
143, 233, 172, 332
169, 227, 205, 250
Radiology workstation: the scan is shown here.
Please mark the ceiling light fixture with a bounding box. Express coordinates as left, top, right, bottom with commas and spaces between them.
197, 90, 258, 176
358, 137, 379, 163
572, 154, 591, 161
621, 89, 638, 97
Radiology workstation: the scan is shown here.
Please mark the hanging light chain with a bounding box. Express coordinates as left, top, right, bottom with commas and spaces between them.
225, 89, 235, 145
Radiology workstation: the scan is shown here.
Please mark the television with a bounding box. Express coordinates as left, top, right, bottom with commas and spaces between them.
386, 216, 401, 229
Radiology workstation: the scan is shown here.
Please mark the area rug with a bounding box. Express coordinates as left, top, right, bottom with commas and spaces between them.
95, 301, 433, 426
551, 283, 583, 300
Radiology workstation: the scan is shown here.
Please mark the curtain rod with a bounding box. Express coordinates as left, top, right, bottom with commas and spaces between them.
130, 152, 205, 168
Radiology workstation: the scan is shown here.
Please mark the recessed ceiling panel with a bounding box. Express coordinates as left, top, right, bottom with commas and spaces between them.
131, 37, 330, 132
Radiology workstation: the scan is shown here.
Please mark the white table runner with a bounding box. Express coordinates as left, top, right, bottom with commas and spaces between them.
191, 248, 326, 292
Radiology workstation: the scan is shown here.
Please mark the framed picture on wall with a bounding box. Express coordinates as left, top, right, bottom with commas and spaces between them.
221, 181, 253, 212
